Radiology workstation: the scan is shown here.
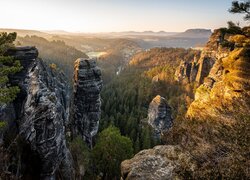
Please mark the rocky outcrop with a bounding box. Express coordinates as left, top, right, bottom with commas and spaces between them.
121, 28, 250, 180
175, 29, 230, 85
187, 28, 250, 120
5, 46, 38, 60
0, 46, 74, 179
71, 58, 102, 148
121, 145, 196, 180
147, 95, 172, 139
174, 60, 192, 83
175, 56, 200, 84
195, 56, 215, 84
20, 59, 73, 179
0, 47, 103, 179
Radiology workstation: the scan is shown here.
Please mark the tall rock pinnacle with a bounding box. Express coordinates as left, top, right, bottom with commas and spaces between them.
71, 58, 102, 148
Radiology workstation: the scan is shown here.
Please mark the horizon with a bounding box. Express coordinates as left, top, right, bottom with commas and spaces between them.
1, 0, 248, 33
0, 27, 213, 34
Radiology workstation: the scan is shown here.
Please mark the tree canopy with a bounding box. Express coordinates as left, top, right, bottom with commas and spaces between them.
229, 0, 250, 21
92, 126, 133, 179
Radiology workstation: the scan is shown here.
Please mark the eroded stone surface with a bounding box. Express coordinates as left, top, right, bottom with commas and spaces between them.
148, 95, 172, 139
71, 58, 102, 147
1, 47, 73, 179
121, 145, 196, 180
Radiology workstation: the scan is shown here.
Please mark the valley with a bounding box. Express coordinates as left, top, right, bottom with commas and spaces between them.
0, 0, 249, 179
86, 51, 107, 58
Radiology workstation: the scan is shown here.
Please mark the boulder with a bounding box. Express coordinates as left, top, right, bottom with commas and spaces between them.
121, 145, 196, 180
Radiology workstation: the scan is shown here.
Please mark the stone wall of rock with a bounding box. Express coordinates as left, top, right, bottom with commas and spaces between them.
71, 58, 102, 148
1, 47, 73, 179
147, 95, 172, 139
174, 60, 192, 82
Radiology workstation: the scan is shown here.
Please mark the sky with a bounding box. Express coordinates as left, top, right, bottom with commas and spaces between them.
0, 0, 248, 32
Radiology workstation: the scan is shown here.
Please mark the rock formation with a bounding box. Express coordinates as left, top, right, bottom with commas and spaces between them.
147, 95, 172, 139
71, 58, 102, 148
121, 145, 196, 180
0, 46, 73, 179
187, 29, 250, 120
174, 27, 250, 120
122, 27, 250, 179
175, 29, 230, 85
0, 47, 103, 179
174, 60, 192, 82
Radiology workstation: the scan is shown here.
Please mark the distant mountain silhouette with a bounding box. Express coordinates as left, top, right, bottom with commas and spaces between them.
173, 29, 212, 38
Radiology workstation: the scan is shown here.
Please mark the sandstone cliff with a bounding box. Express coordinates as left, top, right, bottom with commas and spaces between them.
187, 27, 250, 120
175, 29, 231, 85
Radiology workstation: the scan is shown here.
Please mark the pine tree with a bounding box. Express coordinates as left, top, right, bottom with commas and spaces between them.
134, 136, 140, 153
142, 127, 151, 149
0, 32, 22, 104
229, 0, 250, 21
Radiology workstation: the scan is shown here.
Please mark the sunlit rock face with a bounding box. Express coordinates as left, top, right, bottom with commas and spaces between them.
71, 58, 103, 148
0, 47, 73, 179
175, 29, 231, 85
187, 27, 250, 120
121, 145, 196, 180
147, 95, 172, 139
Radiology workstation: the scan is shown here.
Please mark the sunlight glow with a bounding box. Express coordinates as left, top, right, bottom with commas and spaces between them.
0, 0, 247, 32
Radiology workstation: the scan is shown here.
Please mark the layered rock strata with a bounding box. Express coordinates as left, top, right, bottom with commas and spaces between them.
71, 58, 102, 148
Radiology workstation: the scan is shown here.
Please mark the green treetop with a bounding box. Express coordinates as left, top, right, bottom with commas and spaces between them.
0, 32, 22, 104
92, 126, 133, 179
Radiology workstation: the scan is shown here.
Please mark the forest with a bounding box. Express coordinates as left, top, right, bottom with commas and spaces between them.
17, 35, 88, 82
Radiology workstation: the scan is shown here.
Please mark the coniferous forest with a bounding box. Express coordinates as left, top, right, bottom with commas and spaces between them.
0, 0, 250, 179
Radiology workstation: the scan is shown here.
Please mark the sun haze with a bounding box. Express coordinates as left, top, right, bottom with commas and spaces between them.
1, 0, 247, 32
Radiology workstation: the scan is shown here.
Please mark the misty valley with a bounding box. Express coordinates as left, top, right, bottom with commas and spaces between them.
0, 0, 250, 180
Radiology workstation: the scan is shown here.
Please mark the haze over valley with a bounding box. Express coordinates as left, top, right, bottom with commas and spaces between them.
0, 0, 249, 179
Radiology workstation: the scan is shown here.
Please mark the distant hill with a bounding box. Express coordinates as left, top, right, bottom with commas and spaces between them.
0, 28, 50, 37
0, 28, 211, 50
173, 29, 212, 38
96, 31, 178, 38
